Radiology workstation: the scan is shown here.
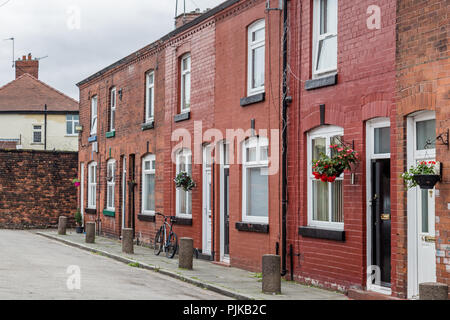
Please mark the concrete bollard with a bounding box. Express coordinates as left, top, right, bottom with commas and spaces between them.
122, 228, 134, 254
419, 282, 448, 300
58, 216, 67, 235
262, 254, 281, 294
85, 222, 96, 244
179, 237, 194, 270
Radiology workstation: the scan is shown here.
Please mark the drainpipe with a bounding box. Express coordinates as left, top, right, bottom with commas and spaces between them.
44, 104, 47, 151
281, 0, 290, 277
211, 159, 215, 261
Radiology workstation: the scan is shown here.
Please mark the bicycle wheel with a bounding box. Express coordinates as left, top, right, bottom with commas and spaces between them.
154, 227, 163, 255
166, 232, 178, 259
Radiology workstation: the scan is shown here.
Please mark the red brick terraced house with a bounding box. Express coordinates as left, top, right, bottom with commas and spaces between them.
287, 0, 449, 299
76, 0, 284, 271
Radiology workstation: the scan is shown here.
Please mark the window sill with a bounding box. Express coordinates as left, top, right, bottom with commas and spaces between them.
137, 214, 155, 222
174, 111, 190, 123
305, 73, 338, 91
105, 131, 115, 139
103, 209, 115, 217
30, 143, 44, 145
173, 216, 193, 226
236, 222, 269, 234
85, 208, 97, 215
298, 226, 345, 241
65, 134, 78, 137
240, 92, 265, 107
88, 135, 97, 143
141, 121, 154, 131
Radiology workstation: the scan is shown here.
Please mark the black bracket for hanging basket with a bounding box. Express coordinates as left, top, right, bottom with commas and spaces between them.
436, 129, 449, 150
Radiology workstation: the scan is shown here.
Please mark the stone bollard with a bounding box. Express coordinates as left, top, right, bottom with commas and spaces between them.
179, 237, 194, 270
85, 222, 96, 244
58, 216, 67, 235
122, 228, 134, 254
419, 282, 448, 300
262, 254, 281, 294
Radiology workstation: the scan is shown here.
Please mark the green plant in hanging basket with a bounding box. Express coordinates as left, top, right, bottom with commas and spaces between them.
174, 171, 196, 192
312, 144, 359, 182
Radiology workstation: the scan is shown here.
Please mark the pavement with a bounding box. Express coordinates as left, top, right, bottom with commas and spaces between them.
0, 230, 228, 300
36, 229, 347, 300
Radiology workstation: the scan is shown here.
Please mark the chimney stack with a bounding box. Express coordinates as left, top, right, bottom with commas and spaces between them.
15, 53, 39, 79
175, 9, 202, 29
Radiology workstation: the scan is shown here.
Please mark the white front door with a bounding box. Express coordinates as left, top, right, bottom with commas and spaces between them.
80, 163, 85, 226
203, 146, 212, 256
417, 188, 436, 285
407, 111, 437, 298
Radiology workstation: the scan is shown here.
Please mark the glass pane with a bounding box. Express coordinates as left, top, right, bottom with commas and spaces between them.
260, 146, 269, 161
374, 127, 391, 154
316, 36, 337, 72
246, 167, 268, 217
312, 137, 326, 161
330, 135, 342, 157
144, 161, 150, 171
111, 110, 115, 130
252, 28, 264, 42
145, 173, 155, 211
187, 191, 192, 215
247, 147, 257, 162
148, 88, 153, 117
74, 115, 79, 121
252, 46, 265, 89
313, 180, 328, 221
331, 180, 343, 222
179, 189, 186, 214
416, 119, 436, 150
148, 72, 154, 84
66, 114, 72, 121
320, 0, 328, 34
33, 131, 42, 143
421, 189, 429, 233
66, 121, 73, 135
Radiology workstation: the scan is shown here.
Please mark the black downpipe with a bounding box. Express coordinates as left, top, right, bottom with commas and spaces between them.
281, 0, 289, 277
211, 159, 215, 261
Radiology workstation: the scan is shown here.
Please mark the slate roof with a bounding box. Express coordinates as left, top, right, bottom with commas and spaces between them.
0, 73, 78, 113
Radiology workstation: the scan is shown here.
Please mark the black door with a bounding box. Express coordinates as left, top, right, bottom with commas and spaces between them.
224, 167, 230, 256
371, 159, 391, 287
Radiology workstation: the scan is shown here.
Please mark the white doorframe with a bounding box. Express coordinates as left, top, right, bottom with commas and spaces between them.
219, 141, 230, 263
202, 145, 212, 255
407, 110, 437, 299
80, 163, 85, 226
121, 156, 127, 236
365, 117, 391, 295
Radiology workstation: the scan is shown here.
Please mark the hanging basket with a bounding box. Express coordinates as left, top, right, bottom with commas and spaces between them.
412, 174, 441, 190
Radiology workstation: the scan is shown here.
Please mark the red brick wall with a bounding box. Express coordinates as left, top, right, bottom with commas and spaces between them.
0, 150, 78, 229
396, 0, 449, 297
287, 0, 397, 293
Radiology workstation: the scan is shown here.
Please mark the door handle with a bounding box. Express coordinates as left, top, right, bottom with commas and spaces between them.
380, 213, 391, 221
422, 236, 436, 243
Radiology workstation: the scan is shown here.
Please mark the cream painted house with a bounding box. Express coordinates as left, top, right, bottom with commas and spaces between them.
0, 54, 79, 151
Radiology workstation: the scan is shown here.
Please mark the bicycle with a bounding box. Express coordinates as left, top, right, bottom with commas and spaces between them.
154, 212, 178, 258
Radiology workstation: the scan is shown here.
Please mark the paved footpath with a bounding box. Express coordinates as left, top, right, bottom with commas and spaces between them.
36, 230, 347, 300
0, 230, 228, 300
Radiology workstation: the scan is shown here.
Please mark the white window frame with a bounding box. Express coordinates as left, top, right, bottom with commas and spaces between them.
142, 154, 156, 215
145, 71, 155, 123
180, 54, 191, 113
88, 162, 97, 209
242, 136, 269, 224
90, 95, 98, 135
176, 149, 192, 218
32, 124, 43, 144
66, 114, 79, 136
247, 19, 265, 96
106, 159, 116, 211
312, 0, 338, 77
110, 88, 116, 132
307, 125, 344, 230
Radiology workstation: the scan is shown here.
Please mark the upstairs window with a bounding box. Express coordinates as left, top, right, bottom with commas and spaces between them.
142, 154, 156, 215
106, 159, 116, 211
180, 54, 191, 113
307, 126, 344, 230
90, 95, 98, 135
32, 125, 42, 144
247, 20, 265, 95
242, 137, 269, 223
110, 88, 116, 132
66, 114, 79, 136
146, 71, 155, 123
313, 0, 338, 76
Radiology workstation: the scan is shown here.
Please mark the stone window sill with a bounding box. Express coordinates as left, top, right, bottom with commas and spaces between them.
298, 226, 345, 241
137, 214, 155, 222
305, 74, 338, 91
240, 92, 265, 107
235, 222, 269, 233
141, 121, 154, 131
174, 111, 190, 123
172, 216, 192, 226
85, 208, 97, 215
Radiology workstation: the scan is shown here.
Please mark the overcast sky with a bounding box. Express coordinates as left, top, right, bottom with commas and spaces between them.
0, 0, 224, 100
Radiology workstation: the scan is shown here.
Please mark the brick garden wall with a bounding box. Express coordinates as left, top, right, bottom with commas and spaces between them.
0, 150, 78, 229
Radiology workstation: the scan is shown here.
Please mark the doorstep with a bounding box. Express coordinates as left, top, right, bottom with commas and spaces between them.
347, 288, 404, 300
212, 261, 231, 267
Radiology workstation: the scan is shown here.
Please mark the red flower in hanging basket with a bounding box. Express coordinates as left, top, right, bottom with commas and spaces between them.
312, 143, 358, 183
